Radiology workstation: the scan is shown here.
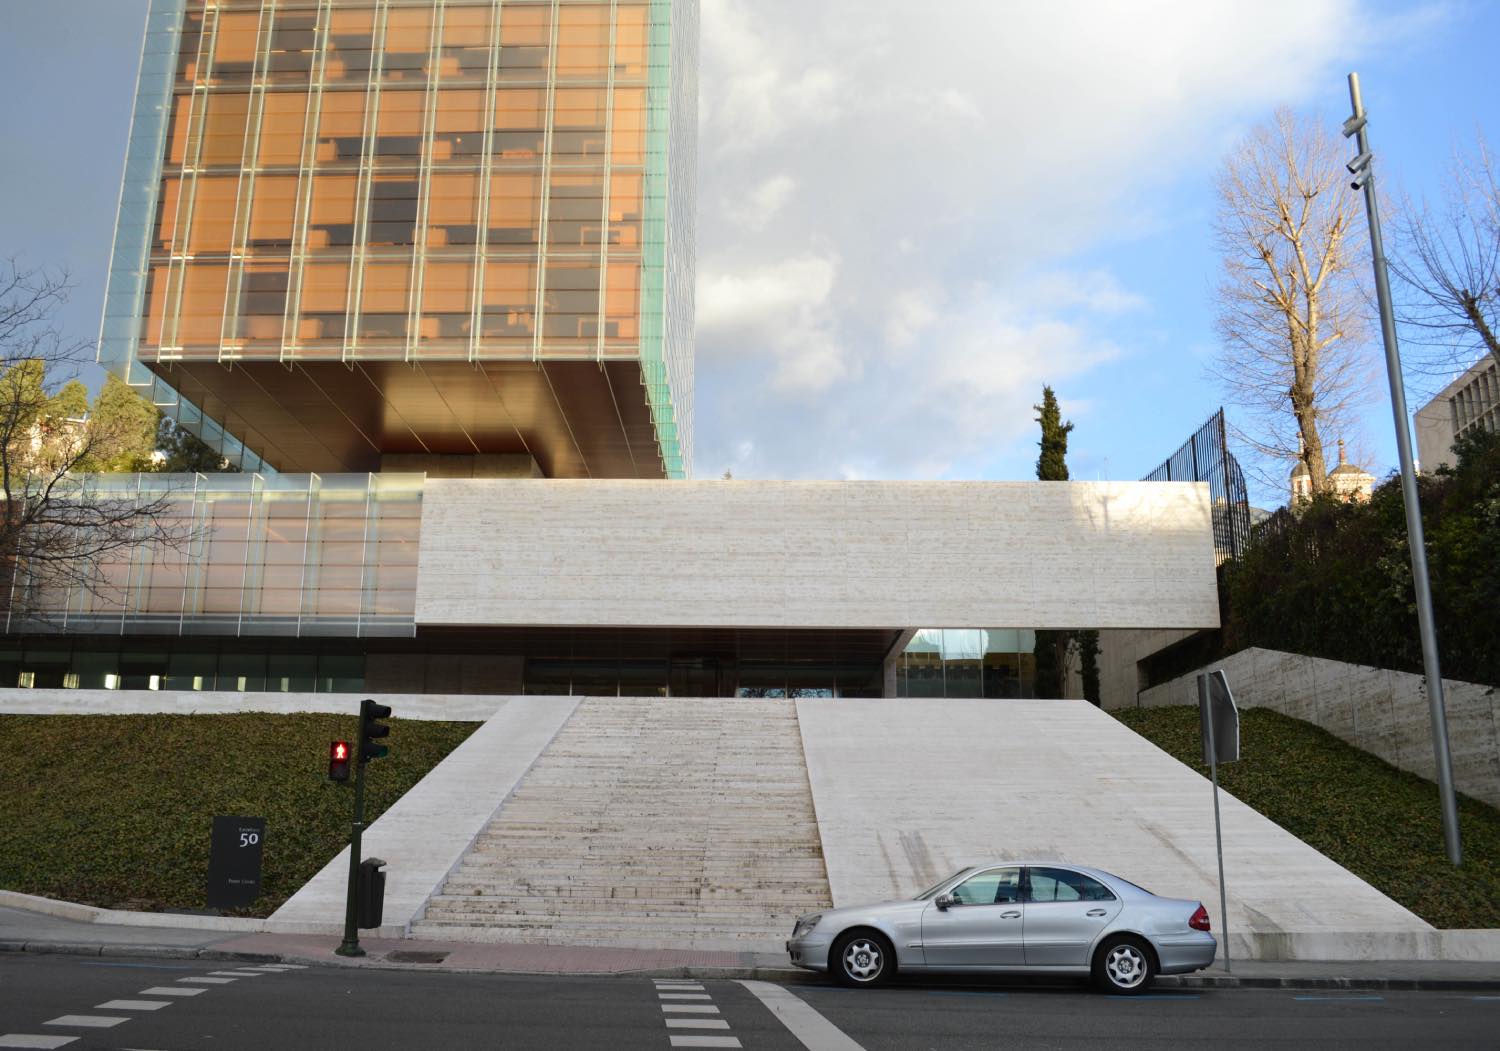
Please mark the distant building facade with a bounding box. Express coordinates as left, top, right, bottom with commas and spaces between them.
1414, 356, 1500, 473
1290, 439, 1373, 504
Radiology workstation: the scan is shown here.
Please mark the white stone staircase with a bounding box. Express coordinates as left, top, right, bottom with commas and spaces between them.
411, 697, 833, 950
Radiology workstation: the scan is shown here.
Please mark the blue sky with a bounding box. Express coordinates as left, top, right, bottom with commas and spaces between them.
1, 0, 1495, 505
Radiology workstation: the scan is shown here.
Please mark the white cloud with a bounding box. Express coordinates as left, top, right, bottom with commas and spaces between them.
727, 174, 797, 232
691, 0, 1437, 479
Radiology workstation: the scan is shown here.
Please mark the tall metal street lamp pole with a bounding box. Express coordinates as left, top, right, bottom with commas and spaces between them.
1343, 72, 1462, 865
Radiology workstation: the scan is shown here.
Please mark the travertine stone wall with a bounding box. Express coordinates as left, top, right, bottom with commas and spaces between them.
1138, 648, 1500, 810
415, 480, 1220, 630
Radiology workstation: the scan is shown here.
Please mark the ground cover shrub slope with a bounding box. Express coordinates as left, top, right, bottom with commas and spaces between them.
0, 712, 478, 916
1113, 705, 1500, 929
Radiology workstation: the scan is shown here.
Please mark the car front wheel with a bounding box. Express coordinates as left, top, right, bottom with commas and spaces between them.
1093, 935, 1156, 995
831, 930, 894, 988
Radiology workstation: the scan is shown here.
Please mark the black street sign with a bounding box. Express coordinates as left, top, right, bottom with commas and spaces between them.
207, 815, 266, 910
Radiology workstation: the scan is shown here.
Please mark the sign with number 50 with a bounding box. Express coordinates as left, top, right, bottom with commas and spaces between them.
208, 815, 266, 909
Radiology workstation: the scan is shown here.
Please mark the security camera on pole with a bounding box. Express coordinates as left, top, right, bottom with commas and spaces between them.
1343, 72, 1462, 866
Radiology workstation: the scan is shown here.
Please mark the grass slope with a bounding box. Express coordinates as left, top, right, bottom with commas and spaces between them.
1112, 705, 1500, 929
0, 713, 478, 916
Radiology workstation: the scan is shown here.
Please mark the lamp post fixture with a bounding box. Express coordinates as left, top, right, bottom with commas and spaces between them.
1343, 71, 1462, 866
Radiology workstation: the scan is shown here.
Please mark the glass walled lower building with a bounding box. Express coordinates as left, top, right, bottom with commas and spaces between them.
895, 629, 1043, 699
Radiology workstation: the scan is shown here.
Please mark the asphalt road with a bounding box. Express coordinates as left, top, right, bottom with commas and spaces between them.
2, 954, 1497, 1050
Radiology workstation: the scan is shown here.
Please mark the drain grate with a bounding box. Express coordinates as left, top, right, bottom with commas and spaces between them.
387, 951, 450, 964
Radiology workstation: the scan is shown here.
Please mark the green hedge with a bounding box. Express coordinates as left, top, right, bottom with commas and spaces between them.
1114, 705, 1500, 929
1222, 429, 1500, 687
0, 713, 478, 916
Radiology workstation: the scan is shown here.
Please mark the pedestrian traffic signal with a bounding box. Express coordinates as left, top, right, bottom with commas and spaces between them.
359, 699, 392, 762
329, 740, 351, 782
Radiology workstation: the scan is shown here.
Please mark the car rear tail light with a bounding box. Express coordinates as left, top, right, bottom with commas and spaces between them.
1189, 904, 1211, 931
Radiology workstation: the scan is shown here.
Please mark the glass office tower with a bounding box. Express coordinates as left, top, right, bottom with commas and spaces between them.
99, 0, 696, 478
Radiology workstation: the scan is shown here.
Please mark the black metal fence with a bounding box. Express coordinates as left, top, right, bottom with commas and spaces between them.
1141, 408, 1251, 563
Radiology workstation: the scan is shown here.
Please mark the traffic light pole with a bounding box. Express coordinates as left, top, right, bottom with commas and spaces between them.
335, 756, 368, 957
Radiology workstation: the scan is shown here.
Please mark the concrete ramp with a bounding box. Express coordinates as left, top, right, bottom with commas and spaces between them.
796, 699, 1435, 960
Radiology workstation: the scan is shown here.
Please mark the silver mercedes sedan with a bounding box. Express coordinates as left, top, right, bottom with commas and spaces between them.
787, 862, 1217, 994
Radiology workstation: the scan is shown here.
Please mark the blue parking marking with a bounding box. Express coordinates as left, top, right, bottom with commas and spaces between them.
1293, 995, 1385, 1002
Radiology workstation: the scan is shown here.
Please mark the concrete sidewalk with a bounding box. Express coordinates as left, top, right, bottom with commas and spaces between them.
4, 904, 1499, 990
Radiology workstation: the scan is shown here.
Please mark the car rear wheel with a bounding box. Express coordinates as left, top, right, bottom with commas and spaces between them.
1093, 935, 1156, 995
831, 930, 894, 988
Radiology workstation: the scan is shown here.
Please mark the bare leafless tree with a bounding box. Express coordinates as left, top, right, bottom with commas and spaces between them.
1390, 135, 1500, 385
0, 258, 190, 625
1212, 108, 1376, 497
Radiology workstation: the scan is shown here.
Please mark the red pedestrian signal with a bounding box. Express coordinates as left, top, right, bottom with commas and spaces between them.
329, 739, 352, 782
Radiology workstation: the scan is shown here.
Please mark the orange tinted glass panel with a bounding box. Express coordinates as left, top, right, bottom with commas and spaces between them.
179, 264, 230, 345
258, 92, 308, 166
615, 5, 648, 76
201, 92, 251, 166
213, 12, 260, 65
188, 176, 240, 253
302, 261, 352, 313
249, 175, 298, 246
554, 5, 609, 78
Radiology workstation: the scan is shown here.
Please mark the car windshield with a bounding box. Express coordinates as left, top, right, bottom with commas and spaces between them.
913, 868, 973, 900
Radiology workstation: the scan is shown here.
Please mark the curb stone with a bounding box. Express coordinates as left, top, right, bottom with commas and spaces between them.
3, 941, 1499, 991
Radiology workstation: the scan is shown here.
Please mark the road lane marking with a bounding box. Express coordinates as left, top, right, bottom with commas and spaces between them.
659, 993, 714, 999
43, 1016, 129, 1029
737, 980, 867, 1051
140, 988, 205, 997
178, 977, 235, 984
667, 1039, 741, 1049
96, 1001, 171, 1012
666, 1019, 732, 1029
662, 1004, 721, 1013
0, 1037, 79, 1049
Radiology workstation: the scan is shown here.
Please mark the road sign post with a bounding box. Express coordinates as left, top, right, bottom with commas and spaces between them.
1198, 670, 1239, 973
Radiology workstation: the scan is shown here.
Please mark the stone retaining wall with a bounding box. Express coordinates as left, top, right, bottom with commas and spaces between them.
1138, 648, 1500, 810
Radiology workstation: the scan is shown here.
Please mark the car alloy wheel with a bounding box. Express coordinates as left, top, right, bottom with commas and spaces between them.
1102, 941, 1150, 991
833, 932, 891, 987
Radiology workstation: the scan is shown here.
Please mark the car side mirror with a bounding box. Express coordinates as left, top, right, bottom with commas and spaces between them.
935, 894, 955, 910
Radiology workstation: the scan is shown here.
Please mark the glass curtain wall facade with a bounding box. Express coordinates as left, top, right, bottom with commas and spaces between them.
896, 629, 1041, 698
102, 0, 694, 477
4, 473, 422, 638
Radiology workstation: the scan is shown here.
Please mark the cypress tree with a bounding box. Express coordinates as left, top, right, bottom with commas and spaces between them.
1034, 385, 1073, 481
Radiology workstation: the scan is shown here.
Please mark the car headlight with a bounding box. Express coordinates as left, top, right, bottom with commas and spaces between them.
792, 914, 822, 938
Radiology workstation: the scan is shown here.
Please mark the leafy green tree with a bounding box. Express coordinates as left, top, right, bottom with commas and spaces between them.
155, 415, 237, 473
1222, 428, 1500, 686
80, 375, 161, 473
1, 259, 187, 620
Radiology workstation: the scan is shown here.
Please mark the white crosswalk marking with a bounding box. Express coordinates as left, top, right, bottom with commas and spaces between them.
661, 1004, 721, 1013
738, 979, 868, 1050
44, 1016, 129, 1029
659, 993, 713, 1000
653, 979, 741, 1048
178, 977, 235, 984
140, 987, 205, 997
665, 1019, 732, 1029
0, 1036, 79, 1049
95, 1001, 170, 1011
208, 971, 263, 977
668, 1038, 741, 1049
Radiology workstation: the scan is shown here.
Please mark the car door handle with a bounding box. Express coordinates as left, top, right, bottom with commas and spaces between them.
1087, 908, 1108, 917
1000, 910, 1021, 919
